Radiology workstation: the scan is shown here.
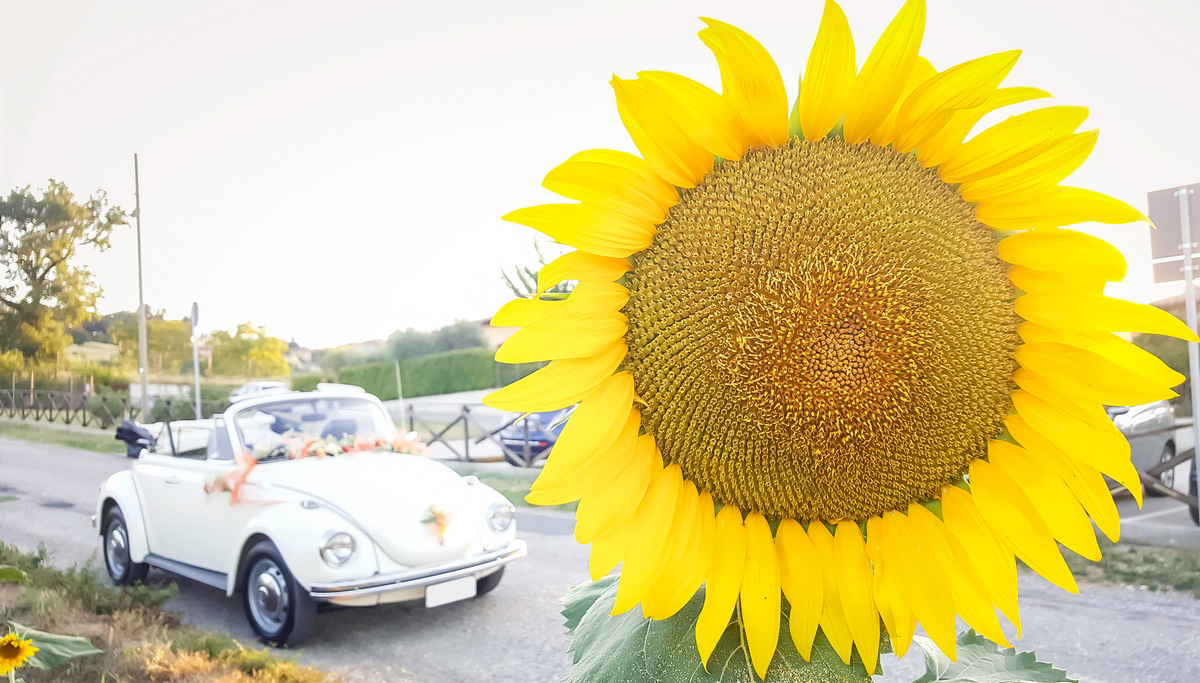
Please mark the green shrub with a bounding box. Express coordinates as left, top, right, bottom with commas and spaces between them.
494, 360, 546, 387
291, 373, 325, 392
336, 349, 505, 399
85, 389, 130, 428
337, 361, 401, 400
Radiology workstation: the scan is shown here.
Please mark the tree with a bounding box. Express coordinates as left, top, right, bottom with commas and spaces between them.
209, 323, 289, 377
0, 181, 128, 360
108, 310, 192, 374
501, 241, 573, 299
386, 320, 485, 362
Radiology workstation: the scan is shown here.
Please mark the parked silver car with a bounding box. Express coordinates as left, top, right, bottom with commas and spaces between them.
1107, 400, 1177, 494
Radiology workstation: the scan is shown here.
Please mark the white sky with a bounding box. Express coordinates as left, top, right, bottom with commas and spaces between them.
2, 0, 1198, 349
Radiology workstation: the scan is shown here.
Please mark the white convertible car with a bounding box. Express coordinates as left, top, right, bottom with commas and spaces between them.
93, 386, 525, 646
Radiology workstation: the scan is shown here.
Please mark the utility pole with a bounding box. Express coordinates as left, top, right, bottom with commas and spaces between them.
134, 154, 149, 417
190, 302, 202, 419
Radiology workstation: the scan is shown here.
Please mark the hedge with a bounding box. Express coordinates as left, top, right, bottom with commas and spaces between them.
331, 349, 544, 400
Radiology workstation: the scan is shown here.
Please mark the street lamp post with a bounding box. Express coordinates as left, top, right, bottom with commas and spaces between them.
134, 154, 149, 417
190, 302, 201, 419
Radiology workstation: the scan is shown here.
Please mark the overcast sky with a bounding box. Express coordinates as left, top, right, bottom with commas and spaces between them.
3, 0, 1199, 349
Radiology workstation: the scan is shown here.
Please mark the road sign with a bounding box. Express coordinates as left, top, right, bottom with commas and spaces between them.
1149, 183, 1200, 281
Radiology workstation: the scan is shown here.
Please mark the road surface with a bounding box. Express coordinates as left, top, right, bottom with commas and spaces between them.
1, 436, 1198, 682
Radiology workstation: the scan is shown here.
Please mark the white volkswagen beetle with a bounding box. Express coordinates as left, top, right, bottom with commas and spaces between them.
93, 386, 525, 646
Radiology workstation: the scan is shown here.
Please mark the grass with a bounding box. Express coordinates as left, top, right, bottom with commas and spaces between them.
1063, 537, 1200, 599
0, 543, 338, 682
0, 421, 123, 455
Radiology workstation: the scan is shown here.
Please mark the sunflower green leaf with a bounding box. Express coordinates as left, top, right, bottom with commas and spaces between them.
10, 621, 102, 670
911, 629, 1077, 683
564, 574, 884, 682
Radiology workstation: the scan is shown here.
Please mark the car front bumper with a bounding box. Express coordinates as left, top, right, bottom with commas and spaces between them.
306, 539, 528, 603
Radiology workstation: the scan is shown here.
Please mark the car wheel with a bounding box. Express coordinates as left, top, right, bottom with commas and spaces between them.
476, 566, 505, 597
103, 507, 149, 585
1148, 442, 1176, 497
1189, 458, 1198, 526
241, 540, 316, 647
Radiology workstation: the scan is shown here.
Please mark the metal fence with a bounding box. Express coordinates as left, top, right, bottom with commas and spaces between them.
404, 403, 541, 467
0, 389, 229, 430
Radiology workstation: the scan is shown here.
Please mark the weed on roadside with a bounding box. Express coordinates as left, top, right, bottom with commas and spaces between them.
1065, 537, 1200, 598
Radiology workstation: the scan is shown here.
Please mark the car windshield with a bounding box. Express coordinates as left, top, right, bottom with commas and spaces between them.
231, 395, 396, 462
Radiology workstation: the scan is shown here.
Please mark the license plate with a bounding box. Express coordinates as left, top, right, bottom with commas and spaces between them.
425, 576, 477, 608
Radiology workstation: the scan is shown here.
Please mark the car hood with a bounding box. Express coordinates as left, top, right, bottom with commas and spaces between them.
252, 452, 481, 567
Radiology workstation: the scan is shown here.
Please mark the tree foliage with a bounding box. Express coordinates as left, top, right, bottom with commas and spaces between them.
209, 323, 290, 377
108, 310, 193, 374
0, 181, 128, 360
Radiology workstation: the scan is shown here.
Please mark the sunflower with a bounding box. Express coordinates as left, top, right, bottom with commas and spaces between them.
0, 632, 37, 675
487, 0, 1196, 678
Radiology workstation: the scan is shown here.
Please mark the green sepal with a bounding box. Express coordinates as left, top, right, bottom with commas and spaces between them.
9, 621, 103, 670
562, 573, 886, 682
911, 629, 1077, 683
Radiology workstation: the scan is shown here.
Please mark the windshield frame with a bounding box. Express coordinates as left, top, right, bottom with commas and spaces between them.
226, 392, 397, 463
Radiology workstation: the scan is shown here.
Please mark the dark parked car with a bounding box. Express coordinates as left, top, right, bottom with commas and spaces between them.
498, 407, 574, 466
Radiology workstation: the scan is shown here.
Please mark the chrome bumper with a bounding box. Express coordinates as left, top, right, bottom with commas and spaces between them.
307, 539, 528, 600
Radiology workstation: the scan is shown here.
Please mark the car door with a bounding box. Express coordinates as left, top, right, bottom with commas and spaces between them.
131, 419, 244, 571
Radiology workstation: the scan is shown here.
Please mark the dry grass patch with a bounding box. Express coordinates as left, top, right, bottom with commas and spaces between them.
0, 543, 338, 682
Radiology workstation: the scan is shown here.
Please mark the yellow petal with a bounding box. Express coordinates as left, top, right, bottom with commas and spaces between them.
960, 131, 1098, 202
869, 57, 936, 148
969, 458, 1079, 592
536, 251, 631, 296
697, 505, 746, 669
833, 521, 879, 675
589, 521, 629, 580
918, 86, 1051, 168
613, 464, 683, 614
878, 509, 957, 658
494, 309, 627, 363
1010, 389, 1137, 504
740, 513, 781, 680
654, 491, 716, 619
938, 106, 1088, 183
642, 480, 702, 618
907, 503, 1009, 647
528, 407, 640, 505
699, 19, 789, 148
491, 280, 629, 328
1005, 414, 1121, 542
1017, 322, 1185, 389
976, 186, 1149, 230
503, 203, 655, 258
1015, 293, 1199, 341
892, 50, 1021, 153
639, 71, 750, 161
543, 152, 667, 225
988, 441, 1101, 561
997, 227, 1125, 280
485, 340, 626, 412
775, 518, 822, 661
798, 1, 856, 140
1008, 265, 1105, 295
940, 485, 1020, 632
548, 149, 679, 210
574, 433, 658, 543
1015, 342, 1178, 406
612, 76, 714, 188
807, 522, 855, 664
843, 0, 926, 144
865, 517, 917, 657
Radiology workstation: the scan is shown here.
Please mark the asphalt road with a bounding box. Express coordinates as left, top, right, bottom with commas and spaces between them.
2, 436, 1198, 682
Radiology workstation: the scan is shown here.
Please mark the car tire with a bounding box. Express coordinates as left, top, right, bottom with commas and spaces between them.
103, 507, 149, 585
241, 540, 317, 647
476, 566, 505, 597
1189, 458, 1198, 526
1148, 442, 1176, 497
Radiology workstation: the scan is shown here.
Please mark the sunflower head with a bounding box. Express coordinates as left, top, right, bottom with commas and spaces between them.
488, 0, 1194, 679
0, 632, 38, 675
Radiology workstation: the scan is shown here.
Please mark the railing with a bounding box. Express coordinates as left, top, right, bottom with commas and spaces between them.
405, 403, 540, 467
0, 389, 229, 430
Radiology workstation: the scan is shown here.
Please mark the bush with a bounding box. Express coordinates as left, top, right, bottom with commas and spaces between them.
85, 389, 130, 428
337, 361, 401, 400
400, 348, 495, 397
291, 373, 326, 392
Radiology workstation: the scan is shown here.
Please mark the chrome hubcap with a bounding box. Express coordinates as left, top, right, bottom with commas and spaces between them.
1161, 448, 1175, 488
248, 559, 289, 632
106, 522, 129, 575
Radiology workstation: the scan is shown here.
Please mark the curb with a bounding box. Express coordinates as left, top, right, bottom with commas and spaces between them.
1120, 520, 1200, 549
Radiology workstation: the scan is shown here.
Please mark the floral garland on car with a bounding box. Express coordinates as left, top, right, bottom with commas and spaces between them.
204, 431, 429, 504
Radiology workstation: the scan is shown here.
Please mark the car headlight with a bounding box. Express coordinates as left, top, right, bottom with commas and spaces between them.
320, 532, 356, 567
487, 502, 516, 533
